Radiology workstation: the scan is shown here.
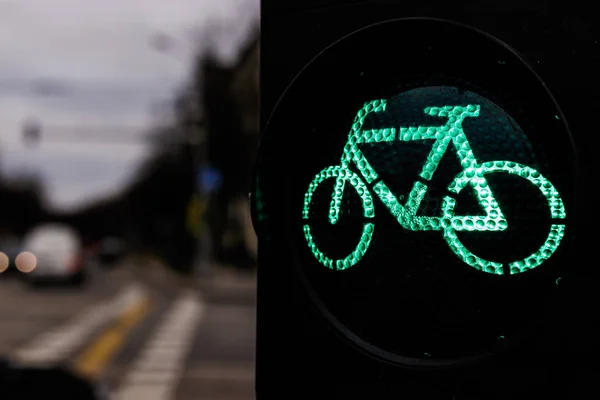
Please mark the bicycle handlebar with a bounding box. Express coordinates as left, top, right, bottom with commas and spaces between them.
424, 105, 480, 120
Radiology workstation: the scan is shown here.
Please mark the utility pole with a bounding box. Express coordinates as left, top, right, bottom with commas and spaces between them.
179, 91, 216, 278
151, 32, 218, 278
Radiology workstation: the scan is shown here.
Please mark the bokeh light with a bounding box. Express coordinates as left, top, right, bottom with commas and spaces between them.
0, 252, 9, 273
16, 251, 37, 273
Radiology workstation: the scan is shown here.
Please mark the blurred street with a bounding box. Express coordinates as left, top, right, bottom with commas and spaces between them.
0, 261, 256, 400
0, 2, 259, 398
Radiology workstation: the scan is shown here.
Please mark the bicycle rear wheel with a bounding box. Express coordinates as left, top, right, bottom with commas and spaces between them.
302, 166, 375, 270
442, 161, 566, 275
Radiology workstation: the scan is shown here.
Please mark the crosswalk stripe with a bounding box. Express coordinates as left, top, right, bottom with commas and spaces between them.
13, 283, 147, 365
74, 292, 151, 378
113, 290, 204, 400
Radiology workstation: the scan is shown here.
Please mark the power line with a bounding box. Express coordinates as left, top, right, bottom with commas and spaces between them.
22, 123, 207, 146
22, 123, 153, 145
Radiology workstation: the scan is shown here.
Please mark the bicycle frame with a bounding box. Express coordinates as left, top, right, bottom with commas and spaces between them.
329, 100, 507, 232
302, 99, 566, 273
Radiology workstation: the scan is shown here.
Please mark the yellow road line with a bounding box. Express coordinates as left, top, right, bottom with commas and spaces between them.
74, 294, 152, 379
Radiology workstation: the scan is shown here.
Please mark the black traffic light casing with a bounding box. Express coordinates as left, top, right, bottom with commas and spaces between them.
255, 2, 592, 399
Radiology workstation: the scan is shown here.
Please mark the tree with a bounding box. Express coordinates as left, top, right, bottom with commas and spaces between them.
0, 172, 47, 235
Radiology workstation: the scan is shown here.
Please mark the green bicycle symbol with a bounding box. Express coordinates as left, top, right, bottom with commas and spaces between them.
302, 100, 566, 275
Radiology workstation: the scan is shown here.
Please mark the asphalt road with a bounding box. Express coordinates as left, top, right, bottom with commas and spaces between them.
0, 259, 256, 400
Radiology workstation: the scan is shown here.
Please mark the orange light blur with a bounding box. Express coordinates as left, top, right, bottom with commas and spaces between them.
16, 251, 37, 273
0, 252, 9, 273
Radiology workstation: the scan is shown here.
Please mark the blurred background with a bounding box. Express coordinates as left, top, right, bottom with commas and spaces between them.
0, 0, 258, 399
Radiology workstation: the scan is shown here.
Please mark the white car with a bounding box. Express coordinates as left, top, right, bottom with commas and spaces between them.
20, 224, 87, 286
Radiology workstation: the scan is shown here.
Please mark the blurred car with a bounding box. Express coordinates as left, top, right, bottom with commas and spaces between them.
0, 235, 23, 275
20, 224, 87, 287
96, 237, 126, 267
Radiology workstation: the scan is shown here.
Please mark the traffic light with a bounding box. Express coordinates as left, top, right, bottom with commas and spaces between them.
254, 3, 591, 399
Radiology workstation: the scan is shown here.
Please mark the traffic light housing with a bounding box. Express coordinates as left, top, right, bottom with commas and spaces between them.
255, 3, 590, 399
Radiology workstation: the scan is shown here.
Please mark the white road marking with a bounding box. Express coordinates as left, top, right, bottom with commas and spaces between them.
113, 290, 204, 400
14, 283, 147, 365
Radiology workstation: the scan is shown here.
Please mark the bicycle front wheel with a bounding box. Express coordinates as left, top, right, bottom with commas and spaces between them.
442, 161, 566, 275
302, 166, 375, 271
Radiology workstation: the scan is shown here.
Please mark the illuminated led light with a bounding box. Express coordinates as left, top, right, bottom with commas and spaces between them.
302, 100, 565, 274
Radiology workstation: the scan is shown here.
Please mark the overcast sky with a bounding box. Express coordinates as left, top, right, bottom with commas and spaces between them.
0, 0, 258, 211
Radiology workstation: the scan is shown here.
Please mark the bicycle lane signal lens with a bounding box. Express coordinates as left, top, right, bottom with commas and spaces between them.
302, 89, 566, 275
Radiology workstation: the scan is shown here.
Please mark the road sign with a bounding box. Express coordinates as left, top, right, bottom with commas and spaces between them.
197, 165, 222, 194
255, 11, 583, 399
186, 194, 206, 236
